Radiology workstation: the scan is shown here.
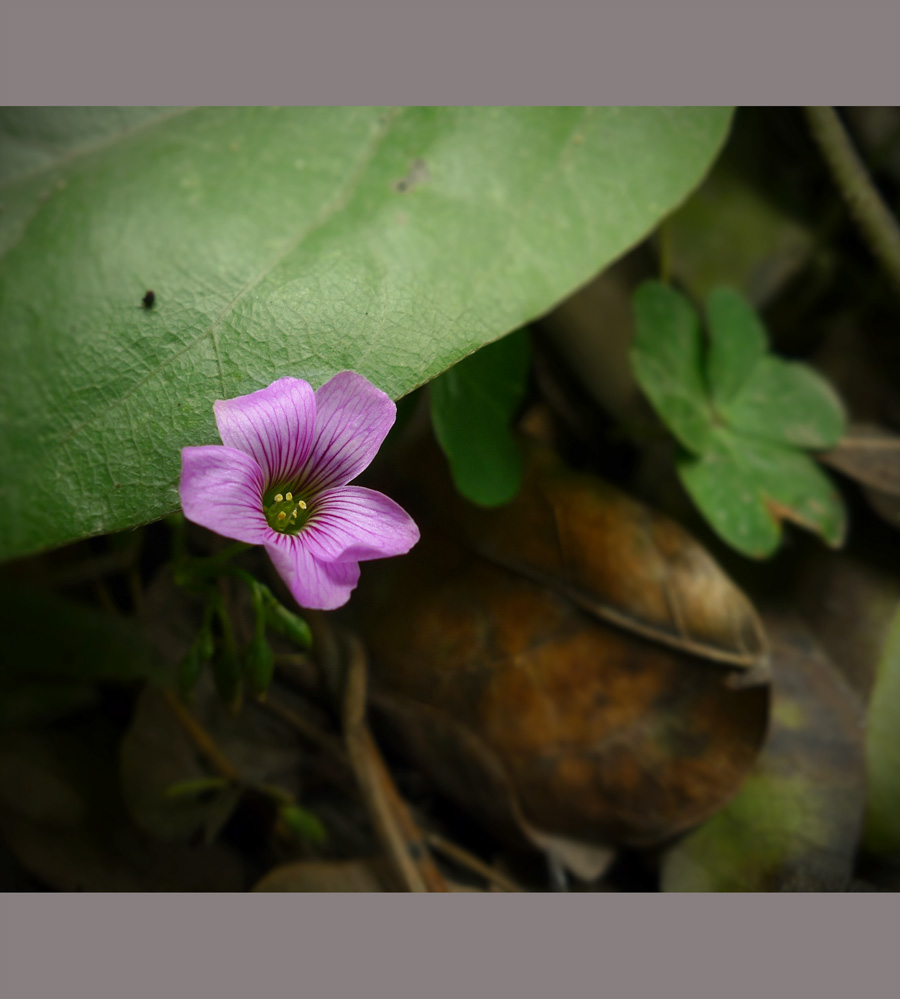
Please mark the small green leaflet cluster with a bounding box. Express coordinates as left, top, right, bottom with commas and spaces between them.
174, 550, 312, 707
631, 281, 847, 558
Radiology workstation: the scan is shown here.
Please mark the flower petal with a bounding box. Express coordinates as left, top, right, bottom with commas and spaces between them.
213, 377, 316, 486
302, 486, 420, 563
180, 445, 271, 545
265, 534, 361, 610
300, 371, 397, 490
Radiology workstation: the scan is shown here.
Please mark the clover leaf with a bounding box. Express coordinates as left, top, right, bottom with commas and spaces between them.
631, 282, 847, 558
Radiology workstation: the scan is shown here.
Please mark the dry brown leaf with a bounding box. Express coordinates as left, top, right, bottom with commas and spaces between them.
416, 440, 767, 669
361, 532, 769, 849
819, 424, 900, 530
820, 423, 900, 495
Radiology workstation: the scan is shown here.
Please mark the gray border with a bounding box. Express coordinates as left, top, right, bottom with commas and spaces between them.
2, 2, 900, 999
2, 895, 900, 997
1, 1, 899, 102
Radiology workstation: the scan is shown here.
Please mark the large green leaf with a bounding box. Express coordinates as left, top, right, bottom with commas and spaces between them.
0, 107, 732, 561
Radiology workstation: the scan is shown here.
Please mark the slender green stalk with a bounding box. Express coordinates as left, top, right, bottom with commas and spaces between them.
805, 106, 900, 294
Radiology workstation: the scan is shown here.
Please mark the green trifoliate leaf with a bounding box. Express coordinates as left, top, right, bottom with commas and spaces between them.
631, 281, 712, 454
704, 285, 768, 408
703, 285, 844, 448
678, 431, 846, 558
721, 356, 846, 450
632, 281, 847, 557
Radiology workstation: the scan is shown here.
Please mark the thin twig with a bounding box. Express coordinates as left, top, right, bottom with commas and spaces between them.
805, 106, 900, 294
367, 738, 449, 892
341, 635, 448, 893
426, 833, 523, 893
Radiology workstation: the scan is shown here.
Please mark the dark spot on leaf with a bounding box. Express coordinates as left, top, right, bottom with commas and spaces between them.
142, 290, 156, 309
393, 158, 430, 194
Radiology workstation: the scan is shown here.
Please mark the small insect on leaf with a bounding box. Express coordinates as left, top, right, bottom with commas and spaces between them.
142, 290, 156, 309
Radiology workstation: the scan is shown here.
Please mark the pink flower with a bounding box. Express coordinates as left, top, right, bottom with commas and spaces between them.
180, 372, 419, 610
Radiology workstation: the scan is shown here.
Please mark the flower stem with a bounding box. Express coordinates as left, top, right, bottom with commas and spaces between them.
805, 106, 900, 295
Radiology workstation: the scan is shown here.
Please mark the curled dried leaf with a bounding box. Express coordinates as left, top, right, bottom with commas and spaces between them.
819, 423, 900, 529
819, 424, 900, 496
361, 534, 769, 849
432, 442, 768, 668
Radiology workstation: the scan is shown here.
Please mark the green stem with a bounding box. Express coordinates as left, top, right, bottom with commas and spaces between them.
805, 106, 900, 294
213, 590, 239, 659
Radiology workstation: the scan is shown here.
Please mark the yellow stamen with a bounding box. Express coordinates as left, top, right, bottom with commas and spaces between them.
277, 511, 287, 522
274, 493, 283, 503
285, 491, 293, 501
298, 500, 307, 510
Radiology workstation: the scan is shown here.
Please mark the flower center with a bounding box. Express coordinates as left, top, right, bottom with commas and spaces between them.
263, 488, 312, 535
